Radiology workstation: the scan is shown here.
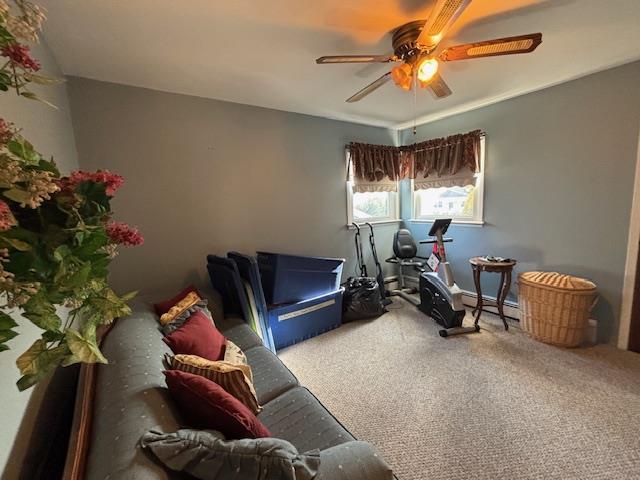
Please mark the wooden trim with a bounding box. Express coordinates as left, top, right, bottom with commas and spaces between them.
61, 362, 96, 480
629, 246, 640, 352
618, 130, 640, 349
61, 322, 116, 480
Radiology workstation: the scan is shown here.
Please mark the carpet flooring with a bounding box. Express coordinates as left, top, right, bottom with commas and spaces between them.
278, 299, 640, 480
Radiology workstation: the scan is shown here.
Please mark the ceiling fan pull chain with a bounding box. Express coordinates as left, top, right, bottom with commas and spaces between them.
413, 72, 417, 136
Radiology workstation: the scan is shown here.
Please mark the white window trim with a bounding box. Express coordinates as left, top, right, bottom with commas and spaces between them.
346, 181, 400, 226
410, 135, 486, 225
345, 149, 400, 226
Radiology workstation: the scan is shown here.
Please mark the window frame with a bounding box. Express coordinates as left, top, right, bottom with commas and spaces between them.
346, 184, 400, 225
411, 135, 486, 225
345, 150, 400, 226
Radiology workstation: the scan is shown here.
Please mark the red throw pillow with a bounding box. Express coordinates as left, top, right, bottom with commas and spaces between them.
154, 285, 200, 316
165, 370, 271, 439
163, 310, 226, 361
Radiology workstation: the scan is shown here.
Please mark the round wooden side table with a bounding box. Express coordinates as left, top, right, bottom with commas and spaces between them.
469, 257, 517, 330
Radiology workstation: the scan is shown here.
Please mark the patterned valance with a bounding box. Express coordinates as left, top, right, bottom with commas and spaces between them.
347, 130, 483, 192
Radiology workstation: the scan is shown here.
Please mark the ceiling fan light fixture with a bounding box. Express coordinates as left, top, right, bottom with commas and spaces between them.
391, 63, 413, 90
416, 57, 439, 83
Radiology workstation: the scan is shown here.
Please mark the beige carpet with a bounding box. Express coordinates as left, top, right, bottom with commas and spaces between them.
278, 299, 640, 480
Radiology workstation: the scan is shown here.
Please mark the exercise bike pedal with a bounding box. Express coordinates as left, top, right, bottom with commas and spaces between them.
438, 325, 481, 338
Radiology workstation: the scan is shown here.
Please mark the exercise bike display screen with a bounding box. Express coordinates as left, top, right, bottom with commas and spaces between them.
427, 218, 452, 237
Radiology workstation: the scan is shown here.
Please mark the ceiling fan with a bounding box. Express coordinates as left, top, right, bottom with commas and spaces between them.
316, 0, 542, 103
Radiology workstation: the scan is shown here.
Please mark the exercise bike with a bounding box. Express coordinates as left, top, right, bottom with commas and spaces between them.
386, 218, 479, 337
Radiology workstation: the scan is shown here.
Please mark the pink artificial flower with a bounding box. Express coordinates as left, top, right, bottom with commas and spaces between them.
0, 200, 16, 231
106, 221, 144, 247
58, 170, 124, 196
0, 118, 15, 144
1, 43, 41, 71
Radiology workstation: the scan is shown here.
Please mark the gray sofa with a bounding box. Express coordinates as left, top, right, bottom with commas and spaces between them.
81, 297, 394, 480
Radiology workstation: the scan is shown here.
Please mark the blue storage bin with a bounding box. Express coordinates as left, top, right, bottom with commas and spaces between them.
267, 289, 344, 350
257, 252, 344, 305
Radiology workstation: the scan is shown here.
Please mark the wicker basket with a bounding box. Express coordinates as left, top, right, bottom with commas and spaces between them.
518, 271, 597, 347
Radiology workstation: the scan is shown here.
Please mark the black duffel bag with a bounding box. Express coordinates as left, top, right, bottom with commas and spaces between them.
342, 276, 386, 322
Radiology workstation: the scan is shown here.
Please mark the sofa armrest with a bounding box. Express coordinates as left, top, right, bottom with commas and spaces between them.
317, 441, 394, 480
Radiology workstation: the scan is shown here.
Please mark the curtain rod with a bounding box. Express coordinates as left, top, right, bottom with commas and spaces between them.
346, 131, 485, 151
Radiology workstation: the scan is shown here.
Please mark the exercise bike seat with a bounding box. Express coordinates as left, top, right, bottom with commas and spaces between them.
386, 229, 425, 269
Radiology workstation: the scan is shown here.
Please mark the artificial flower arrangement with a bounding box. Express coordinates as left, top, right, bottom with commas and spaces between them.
0, 0, 143, 390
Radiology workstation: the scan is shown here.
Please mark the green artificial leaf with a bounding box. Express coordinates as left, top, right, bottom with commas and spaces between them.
22, 293, 62, 331
0, 329, 18, 342
65, 328, 107, 364
37, 158, 61, 176
15, 339, 67, 376
16, 340, 47, 375
0, 311, 18, 330
0, 24, 16, 43
61, 353, 81, 367
74, 230, 109, 258
65, 262, 91, 290
121, 291, 138, 303
41, 330, 65, 342
53, 244, 71, 262
86, 286, 133, 323
3, 188, 32, 205
0, 344, 9, 352
7, 137, 41, 165
20, 91, 58, 109
22, 73, 64, 86
0, 236, 32, 251
17, 374, 40, 391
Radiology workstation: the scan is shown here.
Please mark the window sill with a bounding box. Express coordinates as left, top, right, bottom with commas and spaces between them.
408, 219, 485, 226
347, 219, 402, 229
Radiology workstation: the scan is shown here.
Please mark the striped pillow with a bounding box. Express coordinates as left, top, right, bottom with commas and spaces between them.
169, 354, 261, 414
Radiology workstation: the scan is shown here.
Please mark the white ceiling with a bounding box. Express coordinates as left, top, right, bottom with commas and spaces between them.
40, 0, 640, 129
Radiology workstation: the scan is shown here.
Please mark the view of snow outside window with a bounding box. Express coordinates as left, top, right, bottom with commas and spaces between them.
353, 191, 391, 220
416, 185, 476, 218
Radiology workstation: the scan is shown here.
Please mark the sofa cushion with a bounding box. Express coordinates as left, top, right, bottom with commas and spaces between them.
257, 387, 355, 453
165, 370, 271, 439
84, 301, 184, 480
218, 316, 263, 351
163, 310, 226, 361
140, 428, 320, 480
245, 346, 298, 404
316, 441, 394, 480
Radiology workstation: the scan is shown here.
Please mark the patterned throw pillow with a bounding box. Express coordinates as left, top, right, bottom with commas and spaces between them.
160, 291, 201, 326
154, 284, 200, 316
169, 354, 261, 414
223, 340, 251, 379
162, 301, 212, 336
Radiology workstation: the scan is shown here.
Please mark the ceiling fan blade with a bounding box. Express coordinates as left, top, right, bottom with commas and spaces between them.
427, 73, 452, 98
439, 33, 542, 61
416, 0, 472, 50
346, 72, 392, 103
316, 55, 396, 64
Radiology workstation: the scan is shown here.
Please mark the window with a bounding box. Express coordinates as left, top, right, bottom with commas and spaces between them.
346, 152, 399, 225
350, 190, 398, 222
412, 136, 485, 224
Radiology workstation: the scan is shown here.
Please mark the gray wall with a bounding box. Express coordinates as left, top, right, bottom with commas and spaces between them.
0, 41, 79, 478
400, 61, 640, 342
67, 77, 398, 299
